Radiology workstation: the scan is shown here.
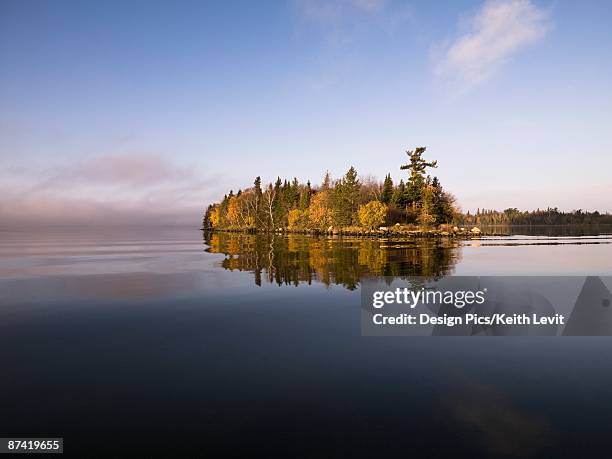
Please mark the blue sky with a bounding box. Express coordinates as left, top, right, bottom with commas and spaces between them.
1, 0, 611, 225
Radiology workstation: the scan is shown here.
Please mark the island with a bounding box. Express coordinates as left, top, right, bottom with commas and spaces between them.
202, 147, 611, 238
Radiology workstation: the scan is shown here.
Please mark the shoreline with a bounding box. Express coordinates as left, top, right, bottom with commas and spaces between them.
200, 225, 483, 238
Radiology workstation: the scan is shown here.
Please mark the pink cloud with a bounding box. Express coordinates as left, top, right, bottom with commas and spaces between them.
0, 153, 223, 227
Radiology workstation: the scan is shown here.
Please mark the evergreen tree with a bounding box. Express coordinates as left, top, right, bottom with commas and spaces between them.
290, 177, 300, 208
300, 181, 312, 210
321, 171, 331, 190
254, 176, 263, 228
400, 147, 437, 206
418, 185, 436, 227
334, 166, 360, 226
273, 177, 284, 227
381, 174, 393, 204
430, 177, 454, 224
391, 180, 406, 207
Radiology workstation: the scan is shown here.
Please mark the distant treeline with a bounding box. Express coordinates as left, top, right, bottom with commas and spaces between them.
459, 208, 612, 226
203, 147, 457, 231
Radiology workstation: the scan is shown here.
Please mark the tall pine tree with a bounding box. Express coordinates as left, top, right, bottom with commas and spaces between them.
334, 166, 360, 226
381, 174, 393, 204
400, 147, 437, 206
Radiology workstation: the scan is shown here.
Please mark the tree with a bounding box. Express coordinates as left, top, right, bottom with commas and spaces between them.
334, 166, 360, 226
289, 177, 300, 208
225, 190, 256, 228
254, 176, 263, 227
308, 190, 334, 230
358, 201, 388, 229
203, 204, 214, 228
400, 147, 437, 206
430, 177, 455, 224
299, 180, 312, 210
418, 185, 436, 227
360, 174, 382, 203
263, 183, 276, 229
209, 206, 221, 228
391, 180, 407, 207
273, 177, 284, 227
288, 208, 309, 229
226, 196, 241, 226
381, 174, 393, 204
321, 171, 331, 191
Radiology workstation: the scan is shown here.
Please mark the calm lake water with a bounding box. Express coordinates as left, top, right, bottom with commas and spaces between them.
1, 226, 612, 456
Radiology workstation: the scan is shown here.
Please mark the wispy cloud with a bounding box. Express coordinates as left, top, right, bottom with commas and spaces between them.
0, 153, 223, 227
434, 0, 550, 91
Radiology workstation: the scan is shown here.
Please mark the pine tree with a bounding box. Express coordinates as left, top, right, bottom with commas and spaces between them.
381, 174, 393, 204
291, 177, 300, 208
418, 185, 436, 227
273, 177, 284, 227
391, 180, 406, 207
334, 166, 360, 226
254, 176, 263, 228
430, 177, 451, 224
400, 147, 437, 206
321, 171, 331, 191
300, 180, 311, 210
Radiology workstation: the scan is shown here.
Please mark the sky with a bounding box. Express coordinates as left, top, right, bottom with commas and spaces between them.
1, 0, 611, 226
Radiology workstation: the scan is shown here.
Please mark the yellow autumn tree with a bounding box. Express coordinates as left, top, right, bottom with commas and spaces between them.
358, 201, 387, 229
288, 209, 309, 230
226, 196, 241, 227
209, 206, 221, 228
308, 190, 334, 230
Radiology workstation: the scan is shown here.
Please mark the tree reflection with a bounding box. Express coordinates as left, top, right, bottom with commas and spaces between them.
203, 232, 462, 290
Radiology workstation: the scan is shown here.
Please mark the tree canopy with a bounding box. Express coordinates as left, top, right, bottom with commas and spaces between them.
203, 147, 457, 231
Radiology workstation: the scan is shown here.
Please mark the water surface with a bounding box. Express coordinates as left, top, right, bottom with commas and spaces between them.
1, 227, 612, 456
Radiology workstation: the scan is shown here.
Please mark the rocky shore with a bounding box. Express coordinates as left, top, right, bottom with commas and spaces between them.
202, 224, 483, 238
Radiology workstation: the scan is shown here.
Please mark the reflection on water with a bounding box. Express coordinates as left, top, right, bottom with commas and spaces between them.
204, 232, 461, 289
203, 230, 612, 288
478, 224, 612, 237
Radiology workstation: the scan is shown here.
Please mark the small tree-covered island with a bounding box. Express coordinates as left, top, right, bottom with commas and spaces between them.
203, 147, 611, 237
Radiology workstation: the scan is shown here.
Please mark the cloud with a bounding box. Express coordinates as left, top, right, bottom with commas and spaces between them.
75, 154, 188, 186
434, 0, 549, 90
0, 153, 223, 227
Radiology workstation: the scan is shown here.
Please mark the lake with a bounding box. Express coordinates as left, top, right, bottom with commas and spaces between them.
1, 226, 612, 456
